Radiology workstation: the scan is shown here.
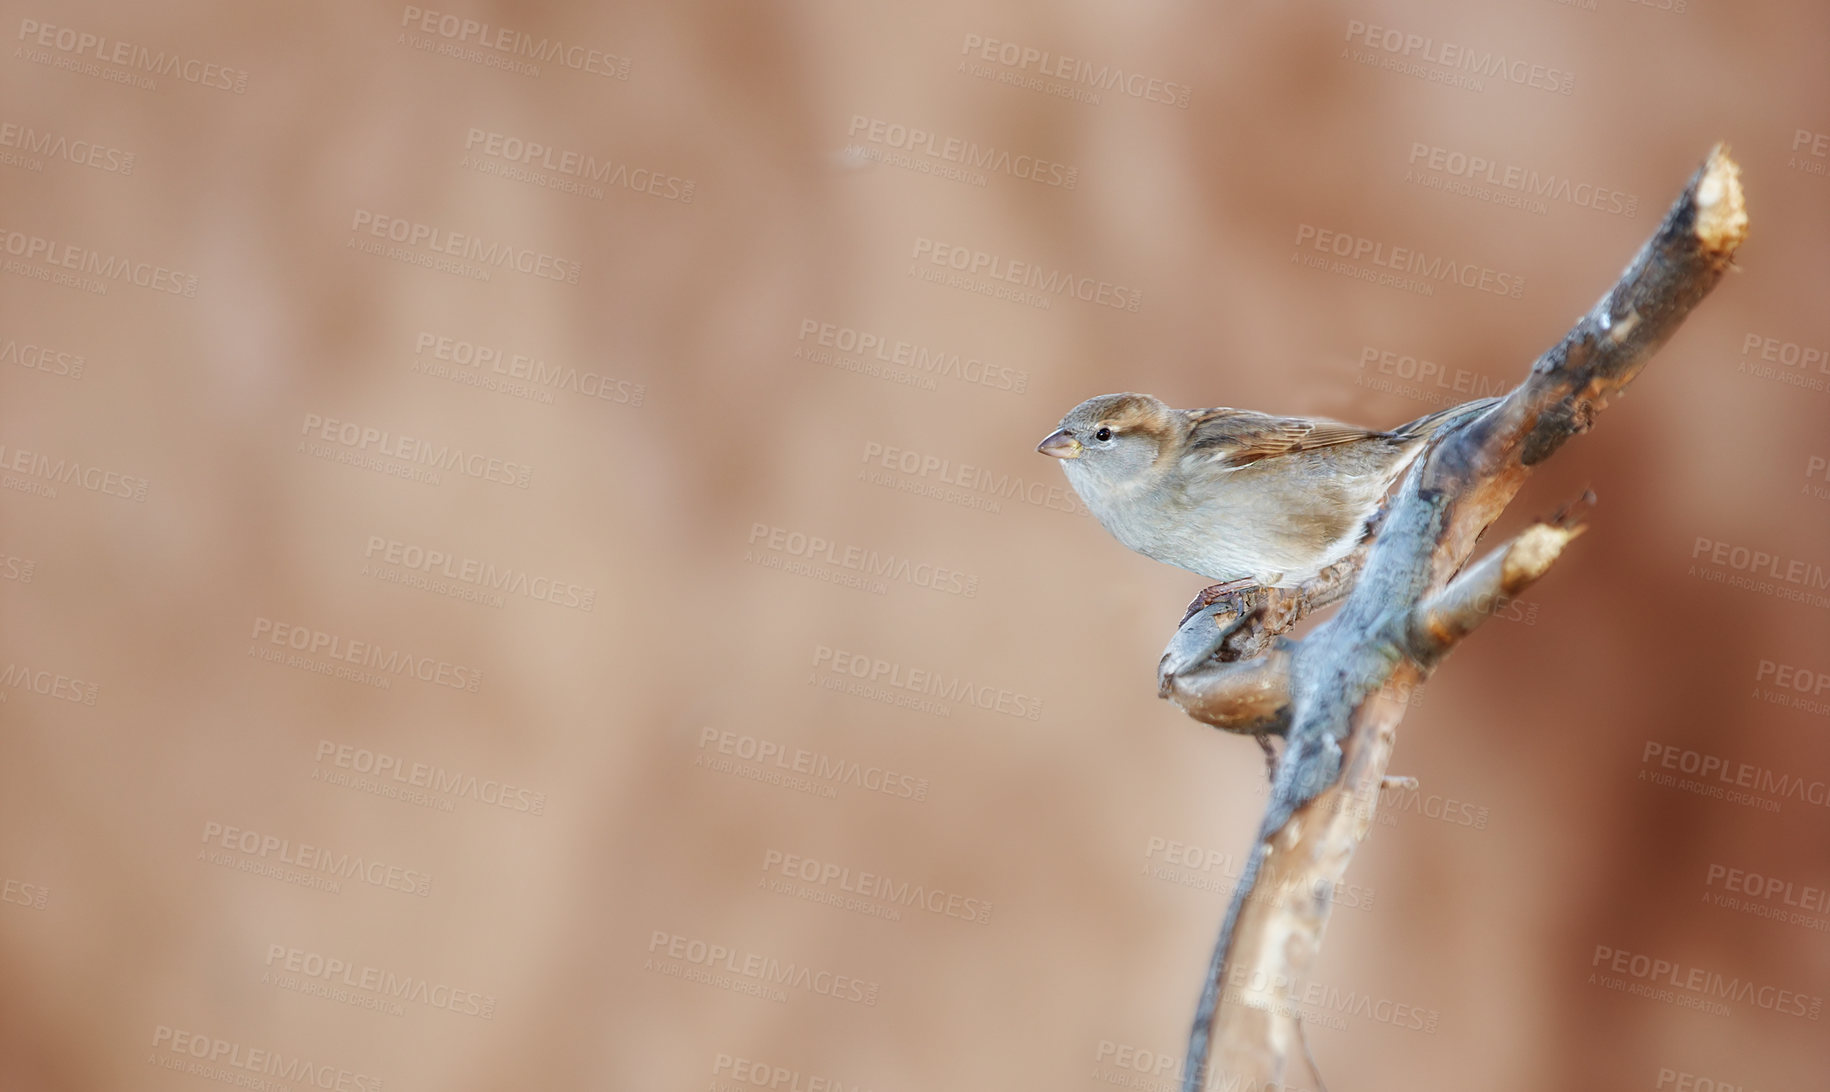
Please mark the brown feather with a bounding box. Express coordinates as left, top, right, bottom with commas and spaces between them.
1183, 409, 1385, 467
1095, 396, 1174, 436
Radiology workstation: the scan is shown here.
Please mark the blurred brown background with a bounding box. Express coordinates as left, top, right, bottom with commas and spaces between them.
2, 1, 1827, 1089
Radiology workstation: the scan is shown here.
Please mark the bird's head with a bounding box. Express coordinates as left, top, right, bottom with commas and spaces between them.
1036, 392, 1174, 493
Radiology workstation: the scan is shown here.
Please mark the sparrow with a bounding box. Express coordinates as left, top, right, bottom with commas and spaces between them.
1036, 393, 1498, 590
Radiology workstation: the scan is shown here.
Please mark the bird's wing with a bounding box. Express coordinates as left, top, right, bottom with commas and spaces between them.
1183, 409, 1384, 469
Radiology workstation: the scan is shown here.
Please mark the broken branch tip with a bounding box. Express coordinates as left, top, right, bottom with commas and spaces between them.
1695, 145, 1748, 254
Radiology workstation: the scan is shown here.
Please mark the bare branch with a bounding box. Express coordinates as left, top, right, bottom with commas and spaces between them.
1161, 643, 1293, 735
1406, 517, 1584, 665
1179, 145, 1747, 1092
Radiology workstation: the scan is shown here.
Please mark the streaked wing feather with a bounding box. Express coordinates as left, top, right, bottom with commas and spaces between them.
1184, 409, 1384, 468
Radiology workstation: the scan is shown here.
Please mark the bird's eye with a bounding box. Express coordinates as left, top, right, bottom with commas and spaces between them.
1095, 427, 1113, 442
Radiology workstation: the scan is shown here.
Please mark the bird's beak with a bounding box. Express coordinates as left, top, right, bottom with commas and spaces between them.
1036, 429, 1081, 459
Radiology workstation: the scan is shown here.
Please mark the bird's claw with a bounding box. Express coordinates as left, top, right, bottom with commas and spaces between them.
1160, 599, 1265, 681
1180, 578, 1262, 627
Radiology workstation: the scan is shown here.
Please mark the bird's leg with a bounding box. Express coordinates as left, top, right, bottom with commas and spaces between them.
1178, 577, 1262, 628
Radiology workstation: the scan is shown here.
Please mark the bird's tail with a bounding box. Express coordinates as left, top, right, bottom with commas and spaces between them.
1390, 396, 1501, 441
